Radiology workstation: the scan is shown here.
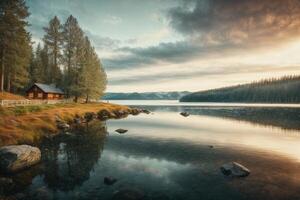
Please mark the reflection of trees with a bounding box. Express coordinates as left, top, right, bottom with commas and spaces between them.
41, 122, 107, 191
138, 105, 300, 131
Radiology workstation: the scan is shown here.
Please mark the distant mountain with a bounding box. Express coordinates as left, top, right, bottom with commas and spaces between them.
180, 75, 300, 103
103, 91, 191, 100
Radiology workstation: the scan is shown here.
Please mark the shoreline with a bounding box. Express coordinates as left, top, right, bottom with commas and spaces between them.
0, 102, 135, 146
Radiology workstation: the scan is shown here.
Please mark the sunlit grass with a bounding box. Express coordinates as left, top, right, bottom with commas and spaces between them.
0, 102, 129, 145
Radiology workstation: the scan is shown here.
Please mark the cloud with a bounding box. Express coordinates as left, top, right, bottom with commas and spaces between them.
108, 64, 300, 85
85, 30, 121, 50
103, 15, 122, 25
102, 39, 244, 70
103, 0, 300, 72
169, 0, 300, 46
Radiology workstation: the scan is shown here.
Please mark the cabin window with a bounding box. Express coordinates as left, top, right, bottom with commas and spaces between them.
28, 93, 34, 98
38, 93, 43, 98
48, 94, 53, 98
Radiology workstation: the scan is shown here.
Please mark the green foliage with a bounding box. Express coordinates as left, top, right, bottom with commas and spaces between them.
0, 1, 107, 98
43, 16, 63, 85
181, 75, 300, 103
0, 0, 32, 92
29, 15, 107, 101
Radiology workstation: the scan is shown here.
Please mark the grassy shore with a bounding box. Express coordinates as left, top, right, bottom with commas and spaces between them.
0, 102, 130, 145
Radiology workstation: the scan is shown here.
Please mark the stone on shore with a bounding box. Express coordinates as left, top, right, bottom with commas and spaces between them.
220, 162, 250, 177
0, 145, 41, 173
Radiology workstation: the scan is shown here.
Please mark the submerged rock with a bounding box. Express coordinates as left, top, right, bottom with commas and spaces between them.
32, 186, 53, 200
220, 162, 250, 177
0, 145, 41, 173
141, 109, 151, 114
0, 177, 14, 193
115, 129, 128, 134
180, 112, 190, 117
104, 176, 117, 185
112, 188, 145, 200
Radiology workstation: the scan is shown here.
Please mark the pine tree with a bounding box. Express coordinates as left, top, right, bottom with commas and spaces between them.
62, 15, 85, 101
40, 44, 50, 83
0, 0, 31, 93
81, 37, 107, 102
43, 16, 63, 86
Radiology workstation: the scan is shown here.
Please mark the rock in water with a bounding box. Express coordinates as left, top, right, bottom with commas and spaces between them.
104, 176, 117, 185
115, 129, 128, 134
0, 145, 41, 173
180, 112, 190, 117
220, 162, 250, 177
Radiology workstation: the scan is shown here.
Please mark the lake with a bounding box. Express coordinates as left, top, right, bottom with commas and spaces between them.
4, 100, 300, 200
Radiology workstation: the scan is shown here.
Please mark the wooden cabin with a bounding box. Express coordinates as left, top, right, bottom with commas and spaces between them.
26, 83, 64, 100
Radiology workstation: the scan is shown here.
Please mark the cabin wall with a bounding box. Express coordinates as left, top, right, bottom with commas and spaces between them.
26, 86, 45, 99
26, 85, 64, 100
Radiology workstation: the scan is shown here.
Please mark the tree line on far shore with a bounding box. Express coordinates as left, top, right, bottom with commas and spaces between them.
180, 75, 300, 103
0, 0, 107, 102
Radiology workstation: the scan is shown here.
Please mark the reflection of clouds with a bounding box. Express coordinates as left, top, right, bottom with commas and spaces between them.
107, 111, 300, 162
102, 150, 192, 180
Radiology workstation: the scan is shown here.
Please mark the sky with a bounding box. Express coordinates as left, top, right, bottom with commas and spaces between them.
26, 0, 300, 92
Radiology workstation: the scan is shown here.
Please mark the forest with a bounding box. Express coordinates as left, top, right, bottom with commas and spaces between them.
0, 0, 107, 102
180, 75, 300, 103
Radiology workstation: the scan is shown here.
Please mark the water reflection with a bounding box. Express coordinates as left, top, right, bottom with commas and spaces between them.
3, 104, 300, 200
40, 123, 107, 191
140, 105, 300, 131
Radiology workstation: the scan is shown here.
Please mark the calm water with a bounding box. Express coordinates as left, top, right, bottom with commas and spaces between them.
4, 101, 300, 200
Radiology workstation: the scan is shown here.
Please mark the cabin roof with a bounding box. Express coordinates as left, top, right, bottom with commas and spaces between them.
28, 83, 64, 94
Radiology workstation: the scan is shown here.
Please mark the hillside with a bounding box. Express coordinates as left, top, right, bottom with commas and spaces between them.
180, 75, 300, 103
103, 91, 191, 100
0, 92, 26, 100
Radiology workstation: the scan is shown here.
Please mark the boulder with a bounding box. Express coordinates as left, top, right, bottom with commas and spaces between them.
104, 176, 117, 185
220, 162, 250, 177
73, 114, 82, 124
84, 112, 96, 123
0, 145, 41, 173
115, 129, 128, 134
130, 108, 142, 116
180, 112, 190, 117
97, 109, 112, 121
56, 122, 70, 131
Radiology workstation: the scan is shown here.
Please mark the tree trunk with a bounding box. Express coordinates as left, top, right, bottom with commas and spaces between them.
0, 50, 5, 92
6, 75, 10, 92
85, 94, 89, 103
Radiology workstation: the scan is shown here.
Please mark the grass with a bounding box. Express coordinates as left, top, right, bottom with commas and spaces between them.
0, 102, 130, 146
0, 92, 26, 100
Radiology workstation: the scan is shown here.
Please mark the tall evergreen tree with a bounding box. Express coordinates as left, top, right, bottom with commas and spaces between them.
43, 16, 63, 85
40, 44, 50, 82
0, 0, 31, 92
62, 15, 85, 100
81, 37, 107, 102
